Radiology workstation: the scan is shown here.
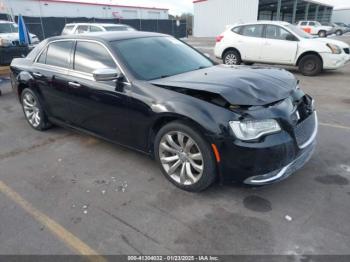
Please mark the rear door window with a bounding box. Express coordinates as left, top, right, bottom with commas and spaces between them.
309, 22, 316, 26
240, 25, 264, 38
45, 41, 74, 68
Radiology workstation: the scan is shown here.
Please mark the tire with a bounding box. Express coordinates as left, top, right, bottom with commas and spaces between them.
336, 30, 343, 36
154, 121, 217, 192
318, 30, 326, 38
223, 49, 242, 65
298, 54, 323, 76
21, 88, 52, 131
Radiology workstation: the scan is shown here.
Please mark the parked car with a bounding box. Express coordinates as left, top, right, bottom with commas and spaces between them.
297, 20, 333, 37
0, 20, 40, 46
215, 21, 350, 76
10, 32, 317, 192
334, 22, 350, 33
61, 23, 136, 35
321, 22, 347, 36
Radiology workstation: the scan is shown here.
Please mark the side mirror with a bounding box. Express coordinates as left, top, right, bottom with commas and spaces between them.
92, 68, 121, 81
286, 34, 298, 41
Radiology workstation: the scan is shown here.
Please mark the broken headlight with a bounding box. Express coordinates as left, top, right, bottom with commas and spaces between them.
229, 119, 281, 141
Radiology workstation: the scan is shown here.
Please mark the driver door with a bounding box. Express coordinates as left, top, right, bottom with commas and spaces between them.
67, 40, 131, 143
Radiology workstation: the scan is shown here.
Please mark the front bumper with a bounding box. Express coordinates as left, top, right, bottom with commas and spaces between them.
217, 111, 318, 185
321, 52, 350, 70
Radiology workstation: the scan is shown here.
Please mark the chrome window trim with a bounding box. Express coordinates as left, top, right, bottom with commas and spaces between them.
33, 38, 131, 84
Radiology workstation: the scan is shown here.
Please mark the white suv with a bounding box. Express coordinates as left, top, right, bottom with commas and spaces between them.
61, 23, 136, 35
214, 21, 350, 76
297, 21, 333, 37
0, 20, 40, 47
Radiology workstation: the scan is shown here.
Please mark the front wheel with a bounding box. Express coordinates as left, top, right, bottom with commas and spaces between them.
335, 30, 343, 36
154, 121, 217, 192
298, 54, 323, 76
21, 88, 52, 131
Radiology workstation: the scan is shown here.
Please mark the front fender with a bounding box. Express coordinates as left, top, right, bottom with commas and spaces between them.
151, 96, 237, 137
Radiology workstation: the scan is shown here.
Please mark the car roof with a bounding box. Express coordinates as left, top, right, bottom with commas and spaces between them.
48, 31, 167, 42
65, 23, 132, 27
233, 21, 291, 27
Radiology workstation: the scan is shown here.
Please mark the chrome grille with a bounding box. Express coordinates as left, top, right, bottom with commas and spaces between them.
294, 112, 317, 148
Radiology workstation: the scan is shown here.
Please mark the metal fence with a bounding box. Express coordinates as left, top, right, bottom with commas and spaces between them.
0, 14, 188, 40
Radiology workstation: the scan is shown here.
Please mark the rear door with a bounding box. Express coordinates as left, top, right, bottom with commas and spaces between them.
260, 25, 298, 64
32, 40, 75, 123
235, 24, 264, 61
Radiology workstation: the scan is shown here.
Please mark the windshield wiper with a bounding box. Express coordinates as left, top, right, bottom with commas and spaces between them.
160, 75, 171, 78
196, 66, 208, 70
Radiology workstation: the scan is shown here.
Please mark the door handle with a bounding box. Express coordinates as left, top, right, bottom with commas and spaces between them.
33, 72, 42, 77
68, 81, 81, 88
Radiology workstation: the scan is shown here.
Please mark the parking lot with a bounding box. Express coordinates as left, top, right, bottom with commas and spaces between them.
1, 35, 350, 256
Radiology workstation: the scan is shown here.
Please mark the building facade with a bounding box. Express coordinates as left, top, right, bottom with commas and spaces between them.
332, 7, 350, 24
1, 0, 169, 20
194, 0, 333, 37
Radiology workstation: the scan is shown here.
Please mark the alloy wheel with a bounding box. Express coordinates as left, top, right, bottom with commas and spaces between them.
159, 131, 204, 186
225, 53, 238, 65
22, 92, 41, 127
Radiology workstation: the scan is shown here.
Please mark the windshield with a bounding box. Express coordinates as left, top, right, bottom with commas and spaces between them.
285, 24, 314, 39
104, 26, 135, 32
111, 36, 214, 80
0, 23, 18, 33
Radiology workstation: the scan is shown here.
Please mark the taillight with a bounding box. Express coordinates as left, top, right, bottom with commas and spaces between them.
216, 35, 224, 42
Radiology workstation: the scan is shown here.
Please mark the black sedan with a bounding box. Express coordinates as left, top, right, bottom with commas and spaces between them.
10, 32, 317, 192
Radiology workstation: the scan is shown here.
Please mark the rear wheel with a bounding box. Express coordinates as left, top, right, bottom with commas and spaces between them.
223, 49, 242, 65
21, 88, 51, 131
298, 54, 323, 76
154, 121, 217, 192
318, 30, 326, 38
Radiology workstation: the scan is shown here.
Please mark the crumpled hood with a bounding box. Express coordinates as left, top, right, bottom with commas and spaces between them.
150, 65, 298, 106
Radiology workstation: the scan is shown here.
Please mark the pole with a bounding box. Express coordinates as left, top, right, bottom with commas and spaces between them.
315, 5, 319, 21
38, 1, 46, 39
292, 0, 298, 24
304, 2, 310, 20
276, 0, 282, 21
